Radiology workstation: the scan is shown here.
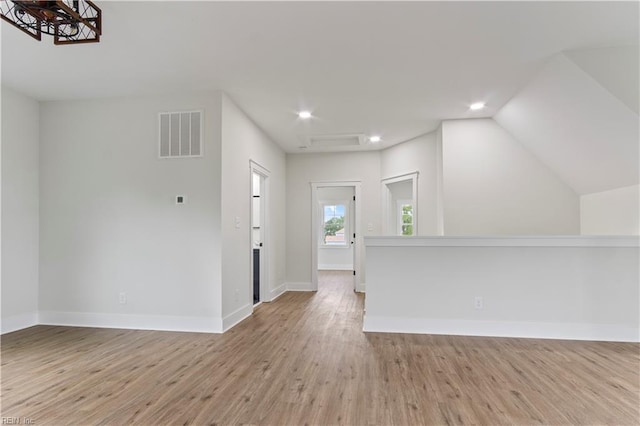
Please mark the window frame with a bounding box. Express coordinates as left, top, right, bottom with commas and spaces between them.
319, 200, 350, 248
397, 199, 415, 236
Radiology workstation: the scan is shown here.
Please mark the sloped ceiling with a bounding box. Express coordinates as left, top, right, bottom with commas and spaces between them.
565, 46, 639, 115
494, 51, 639, 195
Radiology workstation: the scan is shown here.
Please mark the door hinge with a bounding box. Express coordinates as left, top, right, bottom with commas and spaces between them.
353, 233, 356, 238
353, 195, 356, 201
353, 270, 356, 276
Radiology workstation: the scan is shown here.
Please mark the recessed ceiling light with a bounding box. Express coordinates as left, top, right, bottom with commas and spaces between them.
369, 135, 382, 143
470, 102, 486, 111
298, 111, 312, 119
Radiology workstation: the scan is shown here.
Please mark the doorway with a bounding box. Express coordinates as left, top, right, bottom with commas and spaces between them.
382, 172, 418, 236
250, 161, 269, 306
311, 181, 362, 292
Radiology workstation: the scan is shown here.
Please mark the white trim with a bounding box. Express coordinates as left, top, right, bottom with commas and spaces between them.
250, 161, 270, 305
269, 283, 287, 301
318, 264, 353, 271
1, 312, 39, 334
223, 304, 252, 332
286, 282, 314, 291
362, 316, 640, 343
39, 311, 223, 333
381, 172, 419, 236
356, 282, 366, 293
364, 235, 640, 248
319, 199, 350, 248
435, 125, 444, 235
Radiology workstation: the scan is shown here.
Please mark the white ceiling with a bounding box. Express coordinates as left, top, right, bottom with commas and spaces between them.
1, 1, 638, 153
495, 53, 639, 195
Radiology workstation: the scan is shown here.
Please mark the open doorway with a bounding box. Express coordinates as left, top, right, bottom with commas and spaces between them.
382, 172, 418, 236
311, 182, 362, 292
250, 161, 269, 306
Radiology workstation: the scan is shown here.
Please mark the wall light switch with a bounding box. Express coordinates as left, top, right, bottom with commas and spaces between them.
474, 297, 483, 310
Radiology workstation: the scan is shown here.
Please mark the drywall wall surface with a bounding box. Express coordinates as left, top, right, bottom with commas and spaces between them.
286, 151, 381, 285
221, 94, 286, 322
364, 237, 639, 342
39, 92, 223, 332
581, 184, 639, 235
442, 119, 580, 235
380, 131, 439, 235
1, 87, 40, 333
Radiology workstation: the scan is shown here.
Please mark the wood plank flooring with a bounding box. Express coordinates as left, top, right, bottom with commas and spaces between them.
2, 270, 639, 425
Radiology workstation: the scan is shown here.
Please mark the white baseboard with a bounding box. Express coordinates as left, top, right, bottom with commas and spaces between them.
286, 282, 314, 291
362, 316, 640, 343
269, 283, 287, 301
1, 312, 39, 334
222, 304, 252, 332
356, 282, 366, 293
318, 264, 353, 271
39, 311, 223, 334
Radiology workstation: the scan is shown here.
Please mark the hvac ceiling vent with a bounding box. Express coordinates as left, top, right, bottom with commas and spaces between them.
305, 134, 366, 149
159, 111, 203, 158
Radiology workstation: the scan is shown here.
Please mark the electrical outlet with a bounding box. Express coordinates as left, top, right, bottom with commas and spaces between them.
119, 292, 127, 304
474, 296, 483, 310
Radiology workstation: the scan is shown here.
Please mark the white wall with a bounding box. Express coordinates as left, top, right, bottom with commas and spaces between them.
38, 92, 223, 332
442, 119, 580, 235
286, 152, 381, 287
221, 95, 286, 327
317, 186, 353, 270
380, 132, 439, 235
1, 87, 40, 333
581, 185, 639, 235
364, 237, 639, 342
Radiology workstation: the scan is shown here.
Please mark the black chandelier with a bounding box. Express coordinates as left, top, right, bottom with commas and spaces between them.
0, 0, 101, 45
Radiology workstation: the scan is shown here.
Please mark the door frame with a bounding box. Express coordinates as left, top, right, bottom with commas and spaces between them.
381, 171, 419, 235
250, 160, 270, 306
311, 181, 362, 292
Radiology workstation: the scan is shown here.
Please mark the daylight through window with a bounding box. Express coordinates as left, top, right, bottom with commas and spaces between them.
323, 204, 347, 245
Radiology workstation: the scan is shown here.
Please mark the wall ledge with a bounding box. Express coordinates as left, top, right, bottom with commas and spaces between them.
365, 235, 640, 248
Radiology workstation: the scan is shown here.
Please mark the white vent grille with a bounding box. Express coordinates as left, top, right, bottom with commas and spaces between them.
159, 111, 202, 158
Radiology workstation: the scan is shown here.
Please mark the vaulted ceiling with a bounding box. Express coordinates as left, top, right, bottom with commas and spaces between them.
2, 1, 638, 192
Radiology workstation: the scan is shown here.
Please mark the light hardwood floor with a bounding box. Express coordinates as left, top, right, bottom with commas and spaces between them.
2, 270, 639, 425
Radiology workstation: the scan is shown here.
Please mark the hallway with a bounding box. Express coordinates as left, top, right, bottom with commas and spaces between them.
1, 272, 638, 425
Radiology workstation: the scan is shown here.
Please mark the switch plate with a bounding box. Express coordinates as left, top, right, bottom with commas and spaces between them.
119, 292, 127, 304
474, 297, 483, 310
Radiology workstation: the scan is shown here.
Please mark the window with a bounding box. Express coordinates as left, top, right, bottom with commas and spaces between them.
398, 201, 414, 236
322, 203, 348, 246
